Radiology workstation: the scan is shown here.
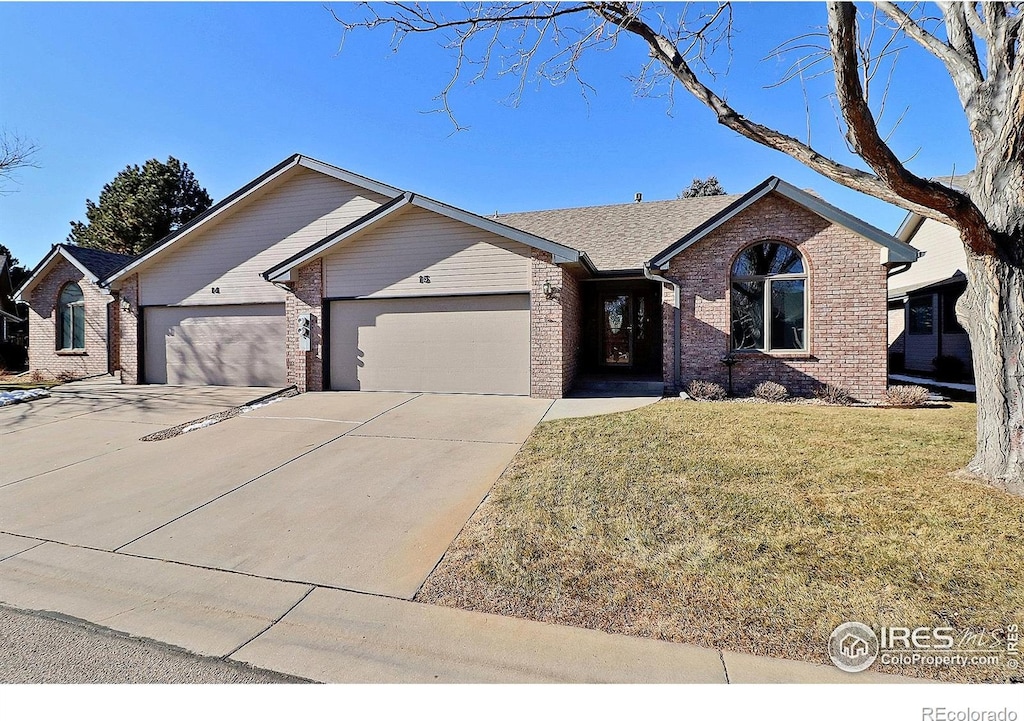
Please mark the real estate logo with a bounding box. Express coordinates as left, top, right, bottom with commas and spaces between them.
829, 621, 879, 672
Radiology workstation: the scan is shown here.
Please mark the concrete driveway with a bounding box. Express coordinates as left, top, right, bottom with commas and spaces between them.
1, 383, 551, 599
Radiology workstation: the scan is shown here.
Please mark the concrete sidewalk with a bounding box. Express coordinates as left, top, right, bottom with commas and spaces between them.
0, 536, 910, 684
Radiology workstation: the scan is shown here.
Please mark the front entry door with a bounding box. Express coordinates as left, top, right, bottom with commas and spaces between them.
601, 294, 633, 367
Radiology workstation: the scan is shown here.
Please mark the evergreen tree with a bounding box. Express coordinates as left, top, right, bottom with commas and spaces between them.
68, 157, 212, 256
679, 176, 726, 198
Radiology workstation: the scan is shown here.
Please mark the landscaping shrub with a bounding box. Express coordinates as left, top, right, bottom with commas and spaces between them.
932, 354, 967, 381
55, 370, 78, 383
813, 383, 853, 405
753, 381, 789, 402
687, 380, 727, 401
885, 384, 931, 407
28, 369, 46, 383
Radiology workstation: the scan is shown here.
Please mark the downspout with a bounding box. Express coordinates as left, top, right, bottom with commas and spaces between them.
643, 263, 681, 393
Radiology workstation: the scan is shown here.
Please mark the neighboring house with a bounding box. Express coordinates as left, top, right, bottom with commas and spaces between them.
14, 244, 133, 378
0, 254, 23, 343
17, 155, 916, 402
887, 213, 972, 380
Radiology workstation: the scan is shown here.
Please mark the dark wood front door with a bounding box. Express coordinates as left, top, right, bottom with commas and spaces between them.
593, 285, 660, 372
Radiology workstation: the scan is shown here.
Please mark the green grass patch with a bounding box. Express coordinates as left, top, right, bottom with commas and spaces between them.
418, 401, 1022, 682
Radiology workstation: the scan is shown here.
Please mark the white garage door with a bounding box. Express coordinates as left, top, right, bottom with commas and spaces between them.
329, 294, 530, 395
144, 304, 286, 386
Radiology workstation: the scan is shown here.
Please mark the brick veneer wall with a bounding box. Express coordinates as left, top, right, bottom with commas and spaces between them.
664, 194, 888, 404
27, 256, 111, 378
285, 259, 324, 392
117, 273, 140, 384
530, 249, 581, 398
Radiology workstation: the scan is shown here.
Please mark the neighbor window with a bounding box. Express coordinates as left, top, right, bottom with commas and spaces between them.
908, 296, 934, 335
942, 290, 966, 334
58, 282, 85, 350
731, 242, 807, 351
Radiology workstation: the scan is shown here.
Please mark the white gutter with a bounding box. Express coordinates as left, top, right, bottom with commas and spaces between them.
643, 263, 680, 393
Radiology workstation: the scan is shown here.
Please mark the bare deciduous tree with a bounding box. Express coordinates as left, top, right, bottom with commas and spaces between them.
0, 131, 39, 193
337, 2, 1024, 494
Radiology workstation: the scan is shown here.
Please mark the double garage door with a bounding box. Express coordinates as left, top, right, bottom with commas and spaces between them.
144, 304, 286, 386
328, 294, 530, 395
143, 295, 531, 395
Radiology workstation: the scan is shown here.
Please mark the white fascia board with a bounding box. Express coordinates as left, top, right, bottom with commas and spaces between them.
14, 246, 101, 302
410, 195, 582, 263
296, 157, 404, 200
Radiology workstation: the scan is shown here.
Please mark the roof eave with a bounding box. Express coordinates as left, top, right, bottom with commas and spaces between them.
14, 246, 102, 302
648, 176, 919, 268
263, 192, 584, 283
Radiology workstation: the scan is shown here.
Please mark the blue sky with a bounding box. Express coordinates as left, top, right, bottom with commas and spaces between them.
0, 2, 976, 266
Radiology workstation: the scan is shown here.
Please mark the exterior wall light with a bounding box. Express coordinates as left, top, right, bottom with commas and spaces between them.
543, 280, 554, 298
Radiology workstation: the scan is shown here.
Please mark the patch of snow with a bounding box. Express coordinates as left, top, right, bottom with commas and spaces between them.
888, 374, 976, 392
179, 417, 223, 434
240, 396, 287, 413
0, 388, 51, 407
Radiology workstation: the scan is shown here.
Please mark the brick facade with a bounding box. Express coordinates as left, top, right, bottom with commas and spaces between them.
285, 259, 324, 392
27, 256, 111, 379
116, 273, 140, 384
530, 248, 581, 398
664, 194, 888, 404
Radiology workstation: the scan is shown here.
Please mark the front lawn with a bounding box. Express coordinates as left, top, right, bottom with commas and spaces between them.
418, 401, 1022, 682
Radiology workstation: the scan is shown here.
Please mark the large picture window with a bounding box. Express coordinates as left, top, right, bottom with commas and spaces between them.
58, 282, 86, 350
908, 296, 934, 335
731, 242, 807, 351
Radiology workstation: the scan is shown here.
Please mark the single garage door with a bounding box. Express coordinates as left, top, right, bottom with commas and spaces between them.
144, 304, 286, 386
329, 294, 530, 395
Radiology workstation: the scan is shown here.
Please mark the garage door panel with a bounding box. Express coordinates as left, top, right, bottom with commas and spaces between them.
145, 305, 286, 387
330, 295, 529, 395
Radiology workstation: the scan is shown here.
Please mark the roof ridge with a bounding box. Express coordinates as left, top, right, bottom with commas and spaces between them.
496, 193, 743, 217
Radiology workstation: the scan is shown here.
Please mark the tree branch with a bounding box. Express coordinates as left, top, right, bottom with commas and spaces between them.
828, 2, 995, 254
876, 1, 982, 108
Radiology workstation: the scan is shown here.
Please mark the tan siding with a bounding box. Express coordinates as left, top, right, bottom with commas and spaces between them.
892, 218, 967, 292
139, 168, 388, 306
323, 206, 530, 298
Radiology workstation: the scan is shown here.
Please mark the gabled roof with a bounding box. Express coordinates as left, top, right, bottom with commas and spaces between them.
647, 176, 919, 269
14, 244, 133, 302
498, 194, 741, 272
103, 154, 404, 286
263, 191, 588, 283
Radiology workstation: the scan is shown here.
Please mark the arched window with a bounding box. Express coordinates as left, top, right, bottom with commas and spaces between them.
730, 242, 807, 351
58, 283, 85, 351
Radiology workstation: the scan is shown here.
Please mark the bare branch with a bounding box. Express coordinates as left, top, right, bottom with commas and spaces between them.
876, 1, 982, 108
0, 131, 39, 194
827, 2, 995, 254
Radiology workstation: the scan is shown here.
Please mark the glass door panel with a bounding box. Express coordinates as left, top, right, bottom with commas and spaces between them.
602, 294, 632, 366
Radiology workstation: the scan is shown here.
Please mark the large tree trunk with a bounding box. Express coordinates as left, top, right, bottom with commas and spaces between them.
958, 245, 1024, 495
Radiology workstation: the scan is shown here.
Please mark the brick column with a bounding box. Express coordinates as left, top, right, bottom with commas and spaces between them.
285, 259, 324, 392
530, 249, 580, 398
118, 274, 140, 384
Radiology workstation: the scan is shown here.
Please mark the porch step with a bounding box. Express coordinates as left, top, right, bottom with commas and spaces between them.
571, 379, 665, 396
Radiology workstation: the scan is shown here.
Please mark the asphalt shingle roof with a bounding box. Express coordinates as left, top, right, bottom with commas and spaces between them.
497, 194, 742, 271
60, 244, 135, 281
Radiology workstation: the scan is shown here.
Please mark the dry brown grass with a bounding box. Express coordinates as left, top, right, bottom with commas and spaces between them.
418, 401, 1023, 683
